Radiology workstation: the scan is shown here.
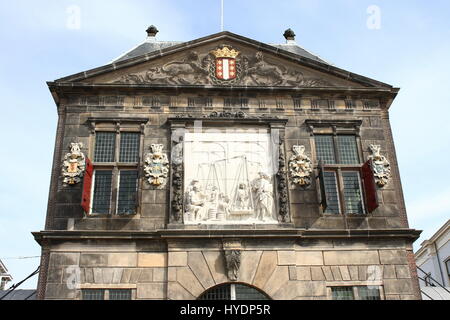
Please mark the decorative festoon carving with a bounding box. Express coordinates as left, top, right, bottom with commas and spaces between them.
114, 49, 333, 88
368, 144, 391, 187
222, 240, 242, 281
289, 145, 313, 187
144, 144, 169, 189
62, 143, 86, 185
277, 139, 290, 223
171, 138, 184, 222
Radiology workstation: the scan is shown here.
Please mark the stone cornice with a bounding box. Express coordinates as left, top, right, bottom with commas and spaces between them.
32, 228, 422, 245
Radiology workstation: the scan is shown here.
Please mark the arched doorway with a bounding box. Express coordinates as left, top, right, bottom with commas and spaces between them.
198, 283, 271, 300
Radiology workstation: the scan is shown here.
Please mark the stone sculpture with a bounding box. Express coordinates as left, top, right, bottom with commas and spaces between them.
62, 142, 86, 185
368, 144, 391, 187
144, 144, 169, 189
289, 145, 313, 187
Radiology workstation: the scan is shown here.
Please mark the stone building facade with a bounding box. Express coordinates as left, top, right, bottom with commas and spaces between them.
34, 27, 421, 300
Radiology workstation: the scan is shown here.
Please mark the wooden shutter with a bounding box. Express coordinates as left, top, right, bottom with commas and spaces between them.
81, 158, 94, 213
317, 161, 328, 211
361, 160, 379, 213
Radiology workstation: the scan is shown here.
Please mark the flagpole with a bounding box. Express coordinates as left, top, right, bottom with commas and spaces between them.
221, 0, 224, 31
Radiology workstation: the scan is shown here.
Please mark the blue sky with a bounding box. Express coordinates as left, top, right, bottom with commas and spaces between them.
0, 0, 449, 289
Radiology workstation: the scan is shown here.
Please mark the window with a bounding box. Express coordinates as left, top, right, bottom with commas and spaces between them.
331, 286, 381, 300
90, 131, 140, 215
198, 284, 270, 300
315, 134, 364, 215
82, 289, 132, 300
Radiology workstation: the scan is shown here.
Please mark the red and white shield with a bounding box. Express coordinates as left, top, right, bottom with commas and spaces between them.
215, 58, 236, 80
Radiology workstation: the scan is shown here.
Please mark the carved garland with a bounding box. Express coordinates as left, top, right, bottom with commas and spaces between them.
171, 138, 184, 222
62, 142, 86, 185
277, 139, 290, 223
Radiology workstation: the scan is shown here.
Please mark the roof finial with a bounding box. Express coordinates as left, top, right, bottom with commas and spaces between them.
283, 28, 296, 43
146, 25, 159, 38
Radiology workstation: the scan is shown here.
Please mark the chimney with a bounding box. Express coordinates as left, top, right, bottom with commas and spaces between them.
283, 28, 296, 44
146, 25, 159, 41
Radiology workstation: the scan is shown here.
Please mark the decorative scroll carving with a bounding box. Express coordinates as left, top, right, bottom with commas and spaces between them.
62, 143, 86, 185
173, 111, 281, 120
144, 144, 169, 189
171, 138, 184, 222
289, 145, 313, 187
277, 139, 290, 222
222, 240, 242, 281
368, 145, 391, 187
113, 49, 334, 88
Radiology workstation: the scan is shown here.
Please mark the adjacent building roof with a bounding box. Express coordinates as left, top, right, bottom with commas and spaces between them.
0, 290, 36, 300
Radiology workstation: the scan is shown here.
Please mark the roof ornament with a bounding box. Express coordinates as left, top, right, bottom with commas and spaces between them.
283, 28, 296, 43
146, 25, 159, 38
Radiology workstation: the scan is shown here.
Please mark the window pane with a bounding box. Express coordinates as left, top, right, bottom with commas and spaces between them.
358, 286, 381, 300
92, 171, 113, 214
342, 171, 364, 214
235, 284, 269, 300
82, 289, 105, 300
117, 170, 138, 215
331, 287, 354, 300
315, 135, 336, 164
337, 135, 359, 164
94, 132, 116, 162
198, 285, 231, 300
324, 172, 340, 214
119, 133, 140, 162
109, 289, 132, 300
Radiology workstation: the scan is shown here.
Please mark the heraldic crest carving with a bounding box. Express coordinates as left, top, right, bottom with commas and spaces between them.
209, 46, 241, 84
289, 145, 313, 187
368, 144, 391, 187
144, 144, 169, 189
62, 142, 86, 185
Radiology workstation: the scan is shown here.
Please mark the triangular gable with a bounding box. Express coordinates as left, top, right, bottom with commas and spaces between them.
54, 32, 392, 89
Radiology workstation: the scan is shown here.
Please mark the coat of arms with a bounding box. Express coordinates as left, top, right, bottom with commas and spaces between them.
144, 144, 169, 189
368, 144, 391, 187
289, 145, 313, 187
210, 46, 241, 84
62, 142, 86, 185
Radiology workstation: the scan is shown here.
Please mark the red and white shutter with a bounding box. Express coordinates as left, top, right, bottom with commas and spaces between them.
361, 160, 379, 213
81, 158, 94, 214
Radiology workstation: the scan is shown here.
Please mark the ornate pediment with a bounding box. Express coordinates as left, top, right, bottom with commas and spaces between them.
81, 38, 370, 88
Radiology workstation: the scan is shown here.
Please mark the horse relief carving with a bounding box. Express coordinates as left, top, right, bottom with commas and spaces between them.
113, 48, 333, 87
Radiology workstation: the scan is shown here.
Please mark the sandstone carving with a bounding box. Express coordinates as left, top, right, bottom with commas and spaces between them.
289, 145, 313, 187
368, 144, 391, 187
144, 144, 169, 189
62, 142, 86, 185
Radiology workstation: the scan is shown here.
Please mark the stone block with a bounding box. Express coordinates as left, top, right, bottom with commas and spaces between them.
130, 269, 142, 283
289, 266, 298, 280
278, 251, 296, 265
188, 252, 215, 289
348, 266, 359, 281
339, 266, 351, 281
80, 253, 107, 267
296, 251, 324, 266
50, 253, 80, 266
138, 269, 153, 283
137, 283, 165, 299
203, 251, 228, 284
384, 279, 414, 295
93, 268, 103, 283
153, 268, 167, 282
379, 250, 407, 265
264, 266, 290, 296
239, 251, 262, 284
395, 265, 411, 279
108, 253, 137, 267
383, 265, 396, 279
168, 252, 188, 267
322, 267, 334, 281
112, 268, 123, 284
331, 266, 342, 281
121, 268, 133, 283
168, 267, 177, 282
102, 268, 115, 284
168, 282, 196, 300
400, 295, 418, 300
323, 250, 379, 265
47, 268, 63, 283
311, 267, 325, 281
297, 281, 313, 297
45, 284, 77, 299
176, 267, 205, 297
272, 281, 298, 300
138, 253, 167, 267
253, 251, 278, 289
358, 266, 368, 281
84, 268, 94, 283
311, 281, 326, 297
